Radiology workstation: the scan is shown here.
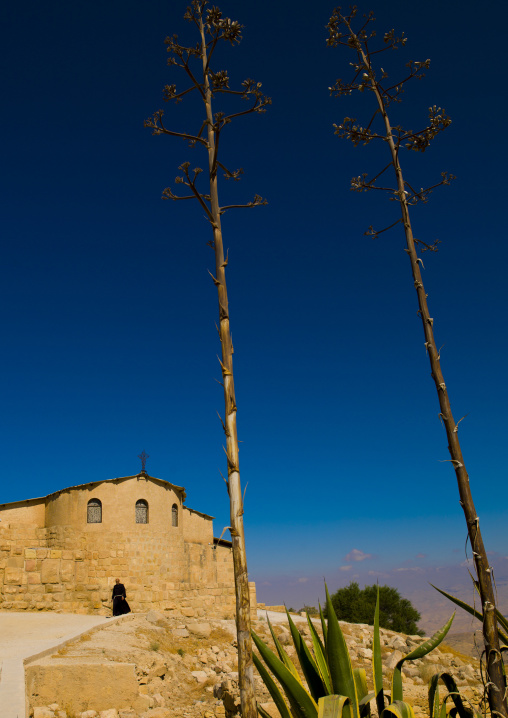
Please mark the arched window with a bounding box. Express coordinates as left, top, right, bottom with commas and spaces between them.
172, 503, 178, 527
87, 498, 102, 524
136, 499, 148, 524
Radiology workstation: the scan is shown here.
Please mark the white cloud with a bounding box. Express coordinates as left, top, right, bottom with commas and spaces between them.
394, 567, 424, 573
297, 577, 308, 583
460, 558, 474, 567
339, 565, 352, 571
344, 549, 372, 562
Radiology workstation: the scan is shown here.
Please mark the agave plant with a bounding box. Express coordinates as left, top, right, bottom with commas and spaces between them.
252, 585, 479, 718
431, 584, 508, 656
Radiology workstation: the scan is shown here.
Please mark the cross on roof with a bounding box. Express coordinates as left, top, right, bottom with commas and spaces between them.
138, 450, 149, 472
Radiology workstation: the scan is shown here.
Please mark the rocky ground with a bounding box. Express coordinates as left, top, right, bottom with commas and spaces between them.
30, 611, 487, 718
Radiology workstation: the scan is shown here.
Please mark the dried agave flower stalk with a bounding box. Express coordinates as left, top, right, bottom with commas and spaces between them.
145, 4, 270, 717
328, 7, 507, 716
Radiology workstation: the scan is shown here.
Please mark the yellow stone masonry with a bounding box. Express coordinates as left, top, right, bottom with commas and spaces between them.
0, 472, 256, 619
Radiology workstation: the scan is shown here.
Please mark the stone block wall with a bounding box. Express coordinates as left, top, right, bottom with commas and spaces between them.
0, 522, 254, 618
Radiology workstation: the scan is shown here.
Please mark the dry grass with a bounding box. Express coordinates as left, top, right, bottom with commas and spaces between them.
439, 643, 478, 665
210, 625, 235, 643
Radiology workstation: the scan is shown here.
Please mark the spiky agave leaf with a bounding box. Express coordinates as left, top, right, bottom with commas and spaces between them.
325, 584, 359, 718
318, 695, 353, 718
319, 601, 328, 648
431, 584, 508, 645
307, 612, 333, 694
353, 667, 373, 718
252, 630, 318, 718
392, 613, 455, 701
252, 651, 292, 718
382, 700, 416, 718
372, 586, 385, 717
428, 672, 480, 718
286, 608, 327, 702
267, 615, 304, 685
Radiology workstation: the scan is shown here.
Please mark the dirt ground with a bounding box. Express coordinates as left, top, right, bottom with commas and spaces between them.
27, 611, 487, 718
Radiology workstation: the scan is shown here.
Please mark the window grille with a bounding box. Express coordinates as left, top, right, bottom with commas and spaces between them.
136, 499, 148, 524
172, 504, 178, 527
87, 499, 102, 524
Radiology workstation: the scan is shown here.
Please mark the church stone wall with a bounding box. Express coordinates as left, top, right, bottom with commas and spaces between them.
0, 498, 45, 526
45, 477, 183, 531
182, 507, 214, 545
0, 475, 257, 619
0, 522, 240, 617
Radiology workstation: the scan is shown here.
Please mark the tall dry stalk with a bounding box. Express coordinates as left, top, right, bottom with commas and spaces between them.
327, 8, 507, 717
145, 4, 270, 717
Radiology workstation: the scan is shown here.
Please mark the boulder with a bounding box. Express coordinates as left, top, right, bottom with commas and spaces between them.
277, 631, 291, 645
152, 693, 165, 707
80, 712, 98, 718
146, 610, 169, 627
187, 622, 211, 638
148, 662, 166, 680
385, 650, 404, 671
99, 711, 119, 718
34, 710, 55, 718
191, 670, 209, 683
142, 710, 170, 718
358, 647, 373, 659
172, 628, 189, 638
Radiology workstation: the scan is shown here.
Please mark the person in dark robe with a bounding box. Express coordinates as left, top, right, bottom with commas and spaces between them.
112, 577, 131, 616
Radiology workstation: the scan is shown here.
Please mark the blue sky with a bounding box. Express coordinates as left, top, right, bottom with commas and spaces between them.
2, 0, 507, 629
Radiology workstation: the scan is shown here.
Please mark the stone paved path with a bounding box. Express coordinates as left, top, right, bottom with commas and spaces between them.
0, 612, 111, 718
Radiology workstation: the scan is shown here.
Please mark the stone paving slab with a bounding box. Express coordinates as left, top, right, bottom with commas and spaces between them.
0, 612, 113, 718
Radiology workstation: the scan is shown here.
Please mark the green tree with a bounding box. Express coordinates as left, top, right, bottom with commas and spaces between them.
328, 582, 424, 636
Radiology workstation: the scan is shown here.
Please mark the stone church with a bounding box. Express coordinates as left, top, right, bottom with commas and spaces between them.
0, 471, 256, 617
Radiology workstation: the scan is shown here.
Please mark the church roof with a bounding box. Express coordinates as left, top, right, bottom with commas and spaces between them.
0, 472, 187, 508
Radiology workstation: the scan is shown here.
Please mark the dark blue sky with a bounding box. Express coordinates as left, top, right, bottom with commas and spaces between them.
2, 0, 507, 619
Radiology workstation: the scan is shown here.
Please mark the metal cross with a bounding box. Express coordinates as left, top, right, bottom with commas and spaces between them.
138, 450, 149, 472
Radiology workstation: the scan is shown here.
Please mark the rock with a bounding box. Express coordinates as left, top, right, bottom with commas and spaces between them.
172, 628, 190, 638
278, 631, 291, 645
358, 648, 373, 659
99, 711, 119, 718
143, 709, 170, 718
385, 650, 404, 671
56, 712, 68, 718
118, 712, 138, 718
34, 710, 55, 718
146, 610, 169, 627
259, 702, 280, 718
187, 622, 211, 637
191, 670, 209, 683
133, 694, 154, 712
148, 662, 167, 679
152, 693, 165, 707
426, 654, 440, 663
391, 637, 407, 651
48, 706, 60, 712
80, 712, 98, 718
211, 645, 220, 653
